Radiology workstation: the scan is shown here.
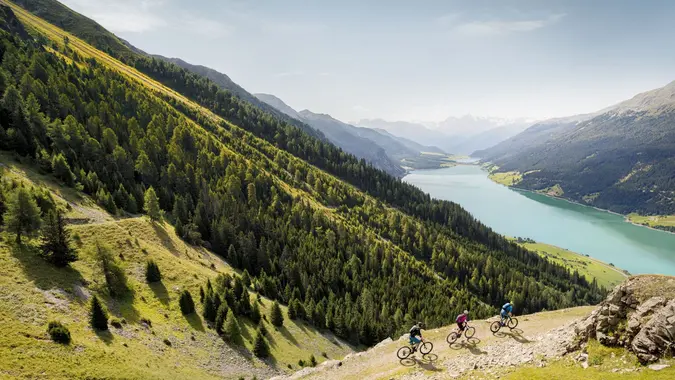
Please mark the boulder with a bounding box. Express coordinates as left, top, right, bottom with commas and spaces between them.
631, 299, 675, 363
626, 296, 667, 338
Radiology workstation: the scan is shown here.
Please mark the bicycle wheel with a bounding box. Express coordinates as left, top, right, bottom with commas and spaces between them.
508, 317, 519, 329
446, 332, 459, 344
465, 326, 476, 338
420, 342, 433, 355
490, 321, 501, 333
397, 346, 412, 360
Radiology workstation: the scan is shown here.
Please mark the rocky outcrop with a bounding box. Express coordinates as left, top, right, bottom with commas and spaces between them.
573, 276, 675, 363
631, 299, 675, 363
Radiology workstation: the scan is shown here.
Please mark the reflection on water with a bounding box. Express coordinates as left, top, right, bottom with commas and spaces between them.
404, 165, 675, 275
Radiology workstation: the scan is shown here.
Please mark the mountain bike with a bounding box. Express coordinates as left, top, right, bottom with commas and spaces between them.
446, 323, 476, 344
490, 315, 518, 333
396, 339, 433, 359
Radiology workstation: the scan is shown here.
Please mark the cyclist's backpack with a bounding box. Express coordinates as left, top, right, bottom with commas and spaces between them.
502, 302, 511, 311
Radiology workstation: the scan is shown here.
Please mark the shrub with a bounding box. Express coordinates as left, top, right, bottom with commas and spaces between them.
309, 354, 317, 367
145, 259, 161, 283
270, 301, 283, 327
110, 318, 123, 328
179, 290, 195, 315
298, 359, 305, 367
47, 321, 71, 344
140, 317, 152, 327
322, 351, 328, 358
90, 295, 109, 330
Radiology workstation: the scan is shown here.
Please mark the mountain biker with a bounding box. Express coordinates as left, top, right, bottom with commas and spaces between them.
456, 310, 469, 332
501, 301, 514, 326
409, 321, 425, 351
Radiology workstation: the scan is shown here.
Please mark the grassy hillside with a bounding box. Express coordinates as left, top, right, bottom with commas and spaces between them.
518, 241, 628, 289
628, 214, 675, 233
0, 158, 355, 379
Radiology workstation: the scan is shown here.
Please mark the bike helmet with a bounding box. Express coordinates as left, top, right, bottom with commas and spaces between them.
463, 310, 468, 314
417, 321, 424, 328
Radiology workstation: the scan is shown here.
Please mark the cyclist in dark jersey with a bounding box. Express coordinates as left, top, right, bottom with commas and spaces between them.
409, 322, 424, 351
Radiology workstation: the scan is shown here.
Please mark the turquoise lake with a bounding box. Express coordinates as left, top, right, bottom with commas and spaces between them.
404, 165, 675, 275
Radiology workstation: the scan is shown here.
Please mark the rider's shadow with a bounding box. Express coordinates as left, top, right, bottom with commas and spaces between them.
399, 354, 442, 371
494, 330, 531, 344
449, 338, 487, 355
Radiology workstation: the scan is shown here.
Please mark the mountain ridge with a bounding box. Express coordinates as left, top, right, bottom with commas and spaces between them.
475, 79, 675, 215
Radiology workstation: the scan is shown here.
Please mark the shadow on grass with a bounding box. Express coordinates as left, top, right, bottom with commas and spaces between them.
106, 289, 141, 325
149, 281, 170, 305
150, 222, 178, 256
279, 325, 299, 347
185, 313, 205, 332
95, 329, 114, 345
9, 241, 85, 292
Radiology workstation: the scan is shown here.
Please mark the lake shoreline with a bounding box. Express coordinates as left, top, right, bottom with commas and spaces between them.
478, 166, 675, 237
404, 165, 675, 275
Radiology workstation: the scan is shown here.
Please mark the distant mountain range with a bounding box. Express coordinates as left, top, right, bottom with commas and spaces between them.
356, 116, 532, 154
255, 94, 445, 176
475, 80, 675, 215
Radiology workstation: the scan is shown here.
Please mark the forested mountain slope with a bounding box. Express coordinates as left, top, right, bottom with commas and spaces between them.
474, 81, 675, 215
0, 156, 356, 378
1, 0, 604, 364
255, 93, 406, 176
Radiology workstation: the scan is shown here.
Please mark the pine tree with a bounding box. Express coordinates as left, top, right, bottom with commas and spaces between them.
145, 260, 161, 283
203, 293, 218, 322
287, 300, 297, 320
223, 312, 240, 343
40, 209, 77, 267
215, 304, 228, 335
241, 270, 251, 288
90, 295, 109, 330
270, 301, 284, 327
238, 291, 251, 316
4, 187, 41, 244
144, 187, 161, 221
179, 290, 195, 315
251, 301, 262, 324
252, 328, 269, 358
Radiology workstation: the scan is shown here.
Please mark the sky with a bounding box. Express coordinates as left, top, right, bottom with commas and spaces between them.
60, 0, 675, 122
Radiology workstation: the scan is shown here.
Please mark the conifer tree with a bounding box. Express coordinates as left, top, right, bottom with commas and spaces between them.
252, 328, 269, 358
40, 209, 77, 267
145, 260, 161, 283
179, 289, 195, 315
251, 301, 262, 324
90, 295, 109, 330
223, 312, 240, 343
144, 187, 161, 221
4, 187, 41, 244
270, 301, 284, 327
215, 304, 228, 335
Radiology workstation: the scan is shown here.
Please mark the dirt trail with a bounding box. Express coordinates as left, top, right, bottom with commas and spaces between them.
282, 307, 594, 380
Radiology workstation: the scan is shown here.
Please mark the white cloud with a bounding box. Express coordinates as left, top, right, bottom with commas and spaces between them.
61, 0, 167, 33
454, 14, 566, 36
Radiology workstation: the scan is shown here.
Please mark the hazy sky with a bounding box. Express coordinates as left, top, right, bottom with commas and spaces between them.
60, 0, 675, 122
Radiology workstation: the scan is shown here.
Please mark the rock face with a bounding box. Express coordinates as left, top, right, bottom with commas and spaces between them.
573, 276, 675, 363
631, 299, 675, 363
